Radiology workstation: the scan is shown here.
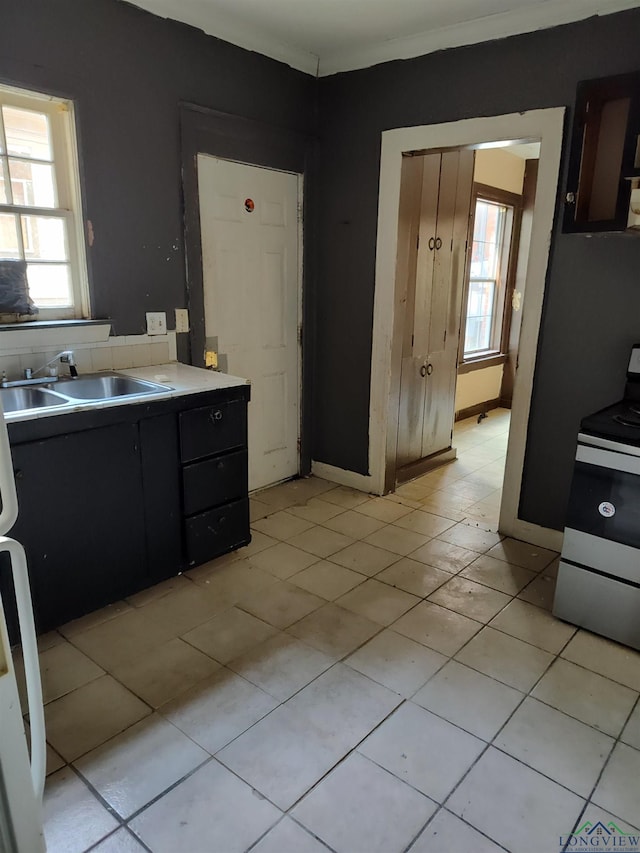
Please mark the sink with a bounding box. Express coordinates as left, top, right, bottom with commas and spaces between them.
0, 387, 68, 413
0, 373, 172, 415
56, 373, 172, 400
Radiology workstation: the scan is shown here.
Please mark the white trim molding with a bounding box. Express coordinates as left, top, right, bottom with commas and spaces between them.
129, 0, 639, 76
311, 460, 374, 494
511, 521, 564, 553
369, 108, 566, 549
130, 0, 319, 75
318, 0, 640, 76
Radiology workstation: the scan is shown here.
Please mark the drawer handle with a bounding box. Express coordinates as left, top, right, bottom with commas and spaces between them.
219, 515, 227, 526
217, 461, 225, 470
209, 410, 223, 423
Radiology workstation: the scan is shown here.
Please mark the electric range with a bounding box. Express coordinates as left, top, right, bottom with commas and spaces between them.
553, 344, 640, 650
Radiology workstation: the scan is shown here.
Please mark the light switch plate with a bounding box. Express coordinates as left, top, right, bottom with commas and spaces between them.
175, 308, 190, 333
146, 312, 167, 336
628, 345, 640, 376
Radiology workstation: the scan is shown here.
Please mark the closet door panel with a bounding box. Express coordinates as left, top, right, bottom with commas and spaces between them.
422, 150, 475, 458
396, 156, 426, 467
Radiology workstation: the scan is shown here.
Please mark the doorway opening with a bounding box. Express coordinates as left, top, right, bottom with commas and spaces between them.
456, 144, 539, 427
369, 109, 565, 550
396, 407, 511, 533
394, 140, 540, 532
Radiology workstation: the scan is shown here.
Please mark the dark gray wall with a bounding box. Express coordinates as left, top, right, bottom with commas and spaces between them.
314, 9, 640, 530
1, 0, 315, 335
5, 0, 640, 530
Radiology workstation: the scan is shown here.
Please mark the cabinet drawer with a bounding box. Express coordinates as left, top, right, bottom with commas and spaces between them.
180, 400, 247, 462
185, 498, 250, 567
183, 449, 247, 516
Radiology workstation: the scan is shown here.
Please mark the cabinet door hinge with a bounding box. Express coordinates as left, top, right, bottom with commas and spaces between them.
297, 326, 303, 345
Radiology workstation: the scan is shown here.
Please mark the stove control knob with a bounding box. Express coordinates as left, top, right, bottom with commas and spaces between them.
598, 501, 616, 518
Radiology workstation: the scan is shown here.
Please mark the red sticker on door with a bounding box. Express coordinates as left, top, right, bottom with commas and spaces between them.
244, 198, 255, 213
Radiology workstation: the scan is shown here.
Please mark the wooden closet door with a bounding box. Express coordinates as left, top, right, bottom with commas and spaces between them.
421, 149, 475, 459
396, 153, 440, 468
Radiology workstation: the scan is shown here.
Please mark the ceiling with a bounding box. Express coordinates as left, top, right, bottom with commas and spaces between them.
129, 0, 640, 76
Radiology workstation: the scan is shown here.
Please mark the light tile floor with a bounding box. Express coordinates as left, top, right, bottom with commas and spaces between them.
15, 408, 640, 852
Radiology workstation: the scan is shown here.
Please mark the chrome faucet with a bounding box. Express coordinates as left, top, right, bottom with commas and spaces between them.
1, 350, 78, 388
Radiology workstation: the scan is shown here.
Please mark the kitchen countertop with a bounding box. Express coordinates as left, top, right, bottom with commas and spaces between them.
3, 363, 250, 423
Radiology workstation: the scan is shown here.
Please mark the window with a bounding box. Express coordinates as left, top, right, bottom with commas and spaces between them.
461, 185, 521, 361
0, 83, 88, 320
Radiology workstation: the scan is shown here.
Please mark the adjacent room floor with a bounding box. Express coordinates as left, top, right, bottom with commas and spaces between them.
19, 409, 640, 852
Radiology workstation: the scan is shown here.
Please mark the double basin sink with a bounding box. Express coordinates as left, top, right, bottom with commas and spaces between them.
0, 374, 173, 415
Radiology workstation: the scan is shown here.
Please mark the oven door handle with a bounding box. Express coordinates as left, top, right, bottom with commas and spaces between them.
577, 443, 640, 476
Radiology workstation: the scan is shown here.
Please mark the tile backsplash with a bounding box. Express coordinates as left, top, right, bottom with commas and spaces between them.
0, 331, 177, 381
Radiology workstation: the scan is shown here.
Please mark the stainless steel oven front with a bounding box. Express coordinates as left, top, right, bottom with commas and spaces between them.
554, 433, 640, 650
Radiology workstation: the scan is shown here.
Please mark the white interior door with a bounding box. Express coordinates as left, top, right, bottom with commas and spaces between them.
197, 155, 301, 492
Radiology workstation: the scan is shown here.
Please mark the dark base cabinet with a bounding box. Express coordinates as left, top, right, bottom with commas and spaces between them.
185, 498, 250, 568
10, 424, 148, 632
178, 399, 250, 567
1, 383, 250, 639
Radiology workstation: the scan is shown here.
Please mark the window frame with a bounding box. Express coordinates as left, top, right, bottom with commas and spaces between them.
0, 83, 89, 321
459, 182, 523, 370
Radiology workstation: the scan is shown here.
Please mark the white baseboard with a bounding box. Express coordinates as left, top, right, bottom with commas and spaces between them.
503, 518, 564, 552
311, 460, 378, 495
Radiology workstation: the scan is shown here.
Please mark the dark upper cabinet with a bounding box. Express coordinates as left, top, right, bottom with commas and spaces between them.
563, 72, 640, 233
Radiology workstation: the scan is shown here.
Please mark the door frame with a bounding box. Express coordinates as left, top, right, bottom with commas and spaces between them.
369, 108, 565, 550
180, 103, 312, 476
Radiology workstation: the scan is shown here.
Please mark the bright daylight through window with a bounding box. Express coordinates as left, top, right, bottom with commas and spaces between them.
463, 195, 513, 359
0, 84, 87, 320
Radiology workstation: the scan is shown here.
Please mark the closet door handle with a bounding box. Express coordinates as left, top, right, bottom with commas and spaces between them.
434, 237, 442, 250
420, 364, 427, 378
428, 237, 435, 251
426, 363, 433, 376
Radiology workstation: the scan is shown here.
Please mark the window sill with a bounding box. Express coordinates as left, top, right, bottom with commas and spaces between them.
458, 353, 507, 374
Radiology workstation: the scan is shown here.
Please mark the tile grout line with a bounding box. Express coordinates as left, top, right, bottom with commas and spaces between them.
37, 514, 552, 781
41, 434, 640, 851
392, 627, 570, 850
560, 692, 640, 852
425, 619, 640, 847
83, 825, 153, 853
244, 529, 550, 849
76, 585, 638, 853
243, 813, 337, 853
356, 579, 621, 850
